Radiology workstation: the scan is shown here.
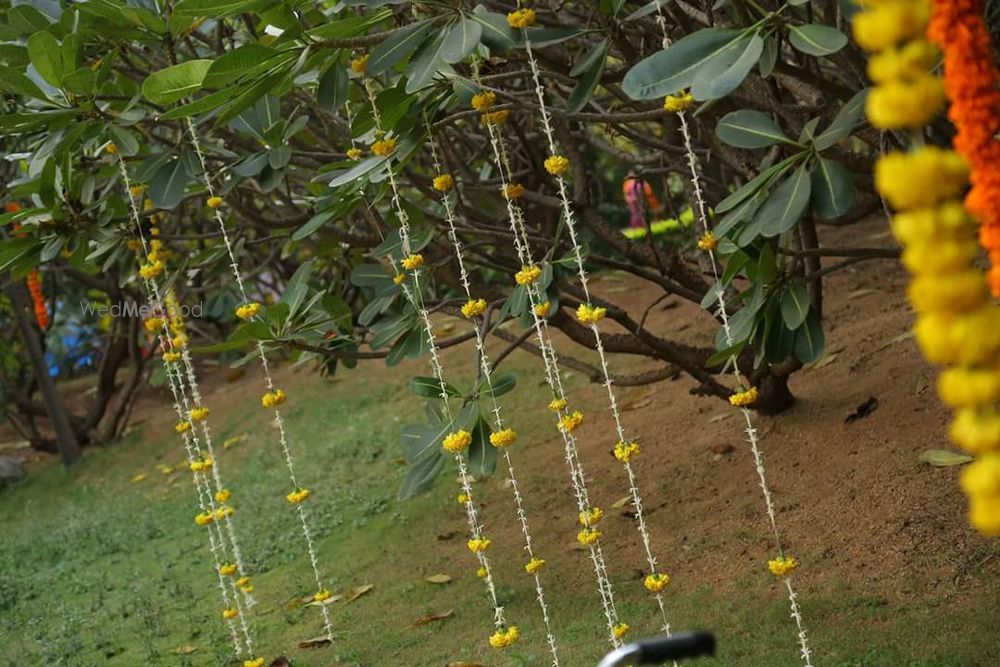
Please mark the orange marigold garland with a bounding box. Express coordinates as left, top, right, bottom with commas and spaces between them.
854, 0, 1000, 536
928, 0, 1000, 296
26, 269, 49, 329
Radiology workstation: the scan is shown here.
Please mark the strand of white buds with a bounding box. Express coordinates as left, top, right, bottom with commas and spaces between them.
520, 33, 671, 634
118, 157, 254, 656
474, 63, 622, 647
425, 117, 561, 665
184, 120, 335, 643
362, 80, 508, 631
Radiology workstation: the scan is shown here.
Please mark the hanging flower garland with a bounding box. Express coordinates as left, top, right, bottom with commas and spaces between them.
471, 62, 623, 648
424, 114, 561, 664
114, 152, 259, 662
852, 0, 1000, 536
354, 70, 516, 648
25, 269, 49, 329
926, 0, 1000, 296
182, 119, 336, 642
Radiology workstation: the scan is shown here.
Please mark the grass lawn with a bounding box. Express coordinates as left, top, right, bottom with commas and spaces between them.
1, 349, 998, 667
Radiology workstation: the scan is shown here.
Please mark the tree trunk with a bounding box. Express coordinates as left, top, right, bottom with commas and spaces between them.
6, 283, 81, 465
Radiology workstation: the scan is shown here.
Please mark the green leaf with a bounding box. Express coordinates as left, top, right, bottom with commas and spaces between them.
351, 263, 392, 287
813, 88, 868, 150
471, 5, 520, 52
174, 0, 274, 17
789, 24, 848, 57
716, 110, 791, 149
367, 20, 435, 76
442, 17, 482, 64
484, 372, 517, 398
810, 158, 855, 219
204, 44, 278, 88
409, 376, 461, 400
148, 157, 188, 209
622, 28, 744, 100
398, 447, 445, 499
281, 259, 313, 318
27, 31, 62, 88
780, 281, 810, 330
716, 159, 792, 213
405, 30, 449, 94
142, 60, 212, 105
524, 26, 583, 47
370, 313, 416, 350
691, 33, 763, 100
759, 34, 778, 77
0, 65, 47, 100
108, 126, 139, 157
754, 165, 812, 237
467, 417, 498, 478
793, 311, 825, 363
158, 86, 242, 120
566, 39, 608, 113
918, 449, 974, 467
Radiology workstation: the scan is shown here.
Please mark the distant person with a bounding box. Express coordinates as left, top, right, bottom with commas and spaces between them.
623, 172, 662, 229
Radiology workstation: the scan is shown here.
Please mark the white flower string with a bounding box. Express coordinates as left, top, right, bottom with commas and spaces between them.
358, 79, 513, 646
645, 7, 814, 664
116, 155, 258, 661
471, 64, 623, 648
513, 15, 673, 637
424, 114, 561, 665
183, 119, 335, 644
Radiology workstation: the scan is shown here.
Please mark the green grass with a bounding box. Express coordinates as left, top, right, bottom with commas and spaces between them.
1, 355, 998, 666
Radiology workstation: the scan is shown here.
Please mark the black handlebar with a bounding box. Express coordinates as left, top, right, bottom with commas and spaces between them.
638, 631, 715, 662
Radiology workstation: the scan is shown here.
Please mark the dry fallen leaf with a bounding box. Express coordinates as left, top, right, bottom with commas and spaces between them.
425, 574, 452, 584
409, 609, 454, 628
709, 412, 731, 423
298, 635, 334, 649
447, 662, 486, 666
345, 584, 373, 602
173, 645, 197, 655
611, 496, 631, 509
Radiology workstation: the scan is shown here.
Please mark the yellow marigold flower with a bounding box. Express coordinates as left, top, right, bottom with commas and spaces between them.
960, 454, 1000, 498
969, 495, 1000, 536
236, 302, 261, 320
577, 527, 601, 545
949, 407, 1000, 455
875, 147, 968, 211
852, 0, 929, 52
240, 583, 254, 593
867, 40, 939, 84
105, 142, 118, 154
613, 622, 630, 639
346, 147, 364, 161
502, 183, 525, 200
467, 537, 491, 553
866, 74, 945, 130
350, 54, 369, 73
129, 184, 145, 197
461, 298, 487, 319
175, 421, 192, 434
194, 511, 214, 526
901, 240, 980, 275
482, 109, 510, 126
644, 573, 670, 592
443, 430, 472, 453
148, 224, 160, 235
372, 138, 397, 157
579, 507, 604, 526
938, 367, 1000, 409
524, 557, 546, 574
433, 174, 454, 192
697, 232, 718, 251
614, 440, 640, 462
244, 659, 265, 667
144, 317, 164, 333
191, 456, 213, 471
131, 473, 146, 483
222, 608, 238, 620
393, 273, 406, 285
576, 303, 606, 324
143, 199, 155, 212
206, 196, 223, 209
908, 271, 990, 314
401, 254, 424, 270
489, 428, 517, 447
489, 626, 520, 648
916, 307, 1000, 367
544, 155, 569, 176
534, 301, 552, 318
215, 489, 231, 503
548, 397, 568, 412
457, 493, 470, 505
471, 91, 496, 111
139, 260, 164, 279
286, 488, 311, 504
515, 265, 542, 285
558, 410, 584, 433
729, 386, 758, 407
236, 576, 251, 588
126, 239, 142, 251
219, 563, 237, 576
156, 464, 174, 475
768, 555, 799, 577
261, 389, 287, 408
476, 566, 488, 578
171, 333, 188, 349
507, 7, 536, 28
664, 91, 694, 112
189, 407, 209, 422
314, 589, 332, 602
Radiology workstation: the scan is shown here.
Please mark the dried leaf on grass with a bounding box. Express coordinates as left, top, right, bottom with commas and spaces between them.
919, 449, 973, 467
409, 609, 454, 628
447, 662, 486, 666
425, 574, 452, 584
298, 634, 334, 648
611, 496, 631, 509
345, 584, 373, 602
173, 645, 197, 654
